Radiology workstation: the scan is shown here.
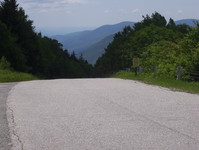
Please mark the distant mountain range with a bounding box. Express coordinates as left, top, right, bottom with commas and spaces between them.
52, 21, 135, 53
175, 19, 199, 27
52, 21, 135, 64
36, 26, 95, 36
52, 19, 199, 65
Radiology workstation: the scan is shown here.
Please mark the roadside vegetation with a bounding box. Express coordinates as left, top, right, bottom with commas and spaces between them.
112, 71, 199, 94
0, 0, 93, 79
0, 57, 38, 82
95, 12, 199, 92
94, 12, 199, 82
0, 69, 38, 83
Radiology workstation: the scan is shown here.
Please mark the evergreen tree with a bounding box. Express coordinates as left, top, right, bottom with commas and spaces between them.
0, 0, 93, 78
0, 0, 39, 72
167, 18, 176, 29
70, 51, 78, 61
134, 12, 167, 31
0, 20, 27, 71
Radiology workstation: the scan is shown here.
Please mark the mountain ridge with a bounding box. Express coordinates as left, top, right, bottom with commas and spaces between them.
81, 34, 115, 65
52, 21, 135, 53
175, 19, 199, 27
52, 19, 199, 65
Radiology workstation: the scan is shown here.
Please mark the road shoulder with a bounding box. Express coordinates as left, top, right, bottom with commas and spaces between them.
0, 83, 17, 150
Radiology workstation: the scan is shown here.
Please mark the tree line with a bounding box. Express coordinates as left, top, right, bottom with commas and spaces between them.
0, 0, 93, 78
95, 12, 199, 80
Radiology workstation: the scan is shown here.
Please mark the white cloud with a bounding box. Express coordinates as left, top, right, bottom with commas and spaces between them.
117, 8, 140, 14
19, 0, 87, 5
65, 0, 88, 4
18, 0, 87, 13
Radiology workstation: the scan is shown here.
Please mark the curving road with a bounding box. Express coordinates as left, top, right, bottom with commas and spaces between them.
3, 79, 199, 149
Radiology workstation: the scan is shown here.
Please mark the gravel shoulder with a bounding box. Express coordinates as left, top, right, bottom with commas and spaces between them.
6, 79, 199, 150
0, 82, 17, 150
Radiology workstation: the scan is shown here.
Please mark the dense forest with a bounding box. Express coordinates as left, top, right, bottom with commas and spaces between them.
95, 12, 199, 80
0, 0, 93, 78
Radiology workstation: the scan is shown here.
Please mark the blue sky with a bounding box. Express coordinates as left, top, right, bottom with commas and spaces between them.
15, 0, 199, 28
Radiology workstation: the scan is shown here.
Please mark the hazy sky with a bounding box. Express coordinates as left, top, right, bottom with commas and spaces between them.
13, 0, 199, 28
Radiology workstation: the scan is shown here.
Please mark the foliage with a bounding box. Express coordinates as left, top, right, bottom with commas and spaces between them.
0, 56, 11, 70
95, 12, 198, 81
95, 17, 183, 75
134, 12, 167, 31
0, 69, 38, 82
0, 0, 93, 78
141, 41, 180, 77
0, 20, 27, 71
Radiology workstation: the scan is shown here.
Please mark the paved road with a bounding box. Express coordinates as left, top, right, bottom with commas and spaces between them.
0, 82, 16, 150
6, 79, 199, 150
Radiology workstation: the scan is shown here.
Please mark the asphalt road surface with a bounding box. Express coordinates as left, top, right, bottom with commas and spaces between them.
4, 79, 199, 150
0, 83, 16, 150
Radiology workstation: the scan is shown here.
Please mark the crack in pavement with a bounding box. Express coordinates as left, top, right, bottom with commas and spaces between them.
6, 85, 24, 150
0, 83, 17, 150
7, 106, 24, 150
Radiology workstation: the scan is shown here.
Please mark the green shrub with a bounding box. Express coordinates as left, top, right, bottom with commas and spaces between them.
0, 56, 12, 70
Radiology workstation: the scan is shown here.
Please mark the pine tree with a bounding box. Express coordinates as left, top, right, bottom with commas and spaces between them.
167, 18, 176, 30
0, 0, 39, 72
0, 20, 28, 71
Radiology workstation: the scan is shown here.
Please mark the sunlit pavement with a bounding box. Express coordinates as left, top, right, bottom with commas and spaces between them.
6, 79, 199, 150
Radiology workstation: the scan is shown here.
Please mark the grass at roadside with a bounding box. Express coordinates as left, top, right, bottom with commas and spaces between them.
0, 69, 38, 83
112, 71, 199, 94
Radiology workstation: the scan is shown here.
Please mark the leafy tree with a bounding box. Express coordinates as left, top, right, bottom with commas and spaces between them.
178, 23, 199, 77
95, 23, 182, 75
94, 12, 196, 78
141, 23, 199, 80
176, 24, 191, 34
0, 56, 11, 70
141, 41, 180, 77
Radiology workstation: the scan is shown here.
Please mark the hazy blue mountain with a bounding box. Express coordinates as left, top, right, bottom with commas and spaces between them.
52, 21, 135, 54
81, 34, 115, 65
36, 26, 95, 36
175, 19, 199, 27
52, 30, 92, 51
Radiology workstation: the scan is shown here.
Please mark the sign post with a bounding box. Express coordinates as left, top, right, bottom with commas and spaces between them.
153, 66, 158, 77
176, 66, 183, 80
132, 58, 141, 76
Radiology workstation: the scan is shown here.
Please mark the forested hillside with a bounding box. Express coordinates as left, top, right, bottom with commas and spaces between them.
95, 12, 199, 80
81, 34, 115, 65
52, 22, 135, 54
0, 0, 93, 78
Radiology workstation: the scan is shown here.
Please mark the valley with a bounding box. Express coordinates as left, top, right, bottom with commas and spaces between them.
52, 19, 199, 65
